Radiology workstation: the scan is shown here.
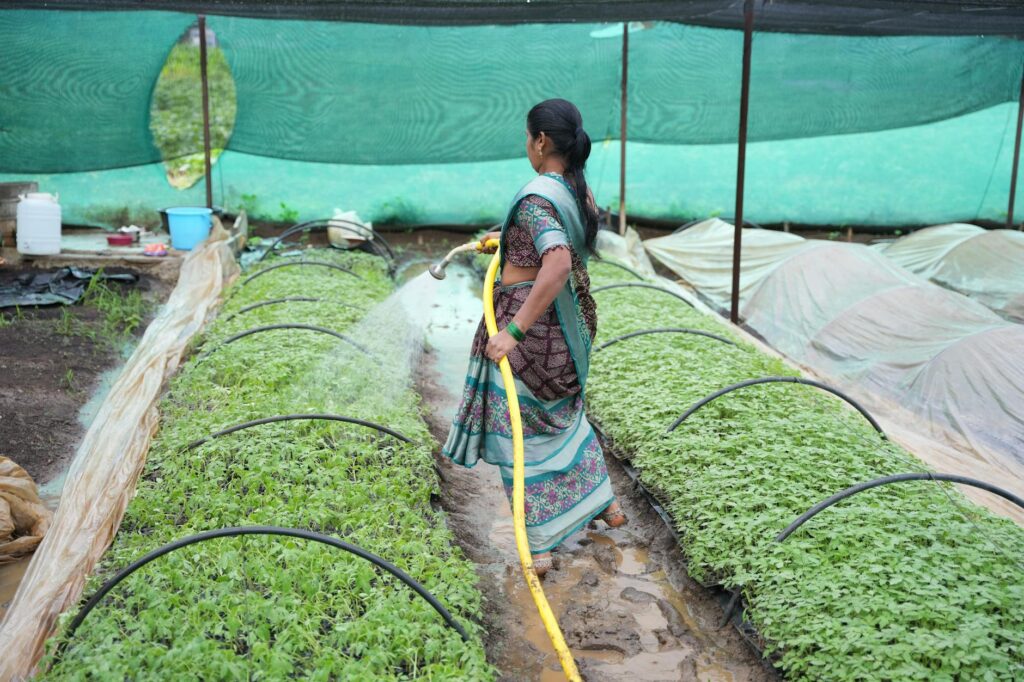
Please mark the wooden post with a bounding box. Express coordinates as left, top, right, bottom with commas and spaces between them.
730, 0, 754, 324
619, 22, 629, 235
199, 15, 213, 209
1008, 61, 1024, 229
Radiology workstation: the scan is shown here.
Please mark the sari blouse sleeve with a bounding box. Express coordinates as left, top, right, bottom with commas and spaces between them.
517, 195, 570, 259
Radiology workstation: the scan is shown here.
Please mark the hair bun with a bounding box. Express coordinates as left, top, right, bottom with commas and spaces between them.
575, 126, 585, 138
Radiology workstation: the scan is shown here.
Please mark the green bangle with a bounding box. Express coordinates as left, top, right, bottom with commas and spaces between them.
506, 321, 526, 342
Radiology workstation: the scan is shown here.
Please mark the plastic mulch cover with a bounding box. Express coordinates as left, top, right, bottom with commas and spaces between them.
0, 268, 138, 308
872, 224, 1024, 322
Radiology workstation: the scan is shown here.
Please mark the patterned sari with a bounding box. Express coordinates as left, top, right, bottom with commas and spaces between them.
443, 173, 614, 555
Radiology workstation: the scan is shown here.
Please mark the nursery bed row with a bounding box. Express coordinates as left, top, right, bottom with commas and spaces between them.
42, 250, 493, 680
585, 261, 1024, 681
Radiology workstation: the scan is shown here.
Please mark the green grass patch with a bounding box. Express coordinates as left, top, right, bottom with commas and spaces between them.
53, 273, 150, 350
585, 261, 1024, 681
41, 251, 493, 680
81, 274, 148, 341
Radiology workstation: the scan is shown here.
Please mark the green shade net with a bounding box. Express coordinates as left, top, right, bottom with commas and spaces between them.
211, 18, 1021, 163
4, 103, 1022, 229
211, 19, 620, 165
1, 10, 1022, 227
0, 10, 195, 173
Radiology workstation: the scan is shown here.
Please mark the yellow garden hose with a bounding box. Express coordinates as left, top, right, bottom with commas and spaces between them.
479, 239, 582, 682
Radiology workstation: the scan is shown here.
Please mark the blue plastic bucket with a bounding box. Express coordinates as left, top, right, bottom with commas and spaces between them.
166, 207, 212, 250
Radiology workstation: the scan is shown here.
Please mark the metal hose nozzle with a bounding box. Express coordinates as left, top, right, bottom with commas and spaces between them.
428, 262, 449, 280
428, 241, 490, 280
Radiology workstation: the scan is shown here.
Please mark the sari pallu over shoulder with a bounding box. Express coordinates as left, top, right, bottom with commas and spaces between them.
498, 175, 592, 390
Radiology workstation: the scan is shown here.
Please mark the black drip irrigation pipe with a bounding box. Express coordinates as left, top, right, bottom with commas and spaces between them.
596, 327, 737, 352
619, 459, 681, 546
259, 219, 396, 263
596, 259, 646, 281
590, 282, 695, 308
666, 376, 887, 439
239, 261, 362, 289
590, 422, 670, 528
223, 297, 332, 322
54, 526, 469, 663
196, 324, 373, 364
777, 473, 1024, 542
185, 414, 414, 449
719, 472, 1024, 630
267, 219, 396, 260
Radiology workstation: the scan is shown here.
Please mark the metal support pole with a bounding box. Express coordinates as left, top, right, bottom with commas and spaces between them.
198, 15, 213, 209
1008, 62, 1024, 229
619, 22, 629, 236
730, 1, 754, 324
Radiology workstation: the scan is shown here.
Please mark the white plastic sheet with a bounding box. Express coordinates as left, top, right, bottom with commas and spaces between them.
327, 209, 372, 247
0, 230, 238, 680
645, 220, 1024, 522
595, 226, 658, 278
873, 224, 1024, 322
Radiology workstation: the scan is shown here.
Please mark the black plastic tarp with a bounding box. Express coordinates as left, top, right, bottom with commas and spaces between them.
0, 268, 138, 308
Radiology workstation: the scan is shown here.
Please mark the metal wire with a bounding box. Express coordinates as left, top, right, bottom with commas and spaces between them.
195, 323, 373, 365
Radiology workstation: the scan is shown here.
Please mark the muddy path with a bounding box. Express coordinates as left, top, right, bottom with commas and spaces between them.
405, 261, 774, 681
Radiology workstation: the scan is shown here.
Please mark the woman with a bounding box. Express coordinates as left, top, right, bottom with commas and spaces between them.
442, 99, 626, 577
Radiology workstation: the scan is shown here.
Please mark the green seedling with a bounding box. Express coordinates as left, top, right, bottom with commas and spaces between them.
584, 261, 1024, 681
55, 307, 75, 336
41, 250, 492, 681
82, 273, 148, 343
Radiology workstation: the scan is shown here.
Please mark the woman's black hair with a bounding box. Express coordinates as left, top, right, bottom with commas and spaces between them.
527, 99, 599, 252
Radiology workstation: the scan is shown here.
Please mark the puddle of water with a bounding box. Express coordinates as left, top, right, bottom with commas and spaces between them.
0, 557, 31, 622
501, 541, 719, 680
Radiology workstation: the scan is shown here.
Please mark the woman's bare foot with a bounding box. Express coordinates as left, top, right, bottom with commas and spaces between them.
598, 501, 628, 528
532, 552, 553, 577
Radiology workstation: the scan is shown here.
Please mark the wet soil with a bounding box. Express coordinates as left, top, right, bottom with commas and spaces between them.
0, 267, 166, 488
0, 303, 116, 487
0, 267, 167, 620
422, 373, 773, 681
405, 260, 774, 681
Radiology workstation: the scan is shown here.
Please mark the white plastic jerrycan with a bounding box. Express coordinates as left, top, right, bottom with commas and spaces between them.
16, 192, 61, 255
